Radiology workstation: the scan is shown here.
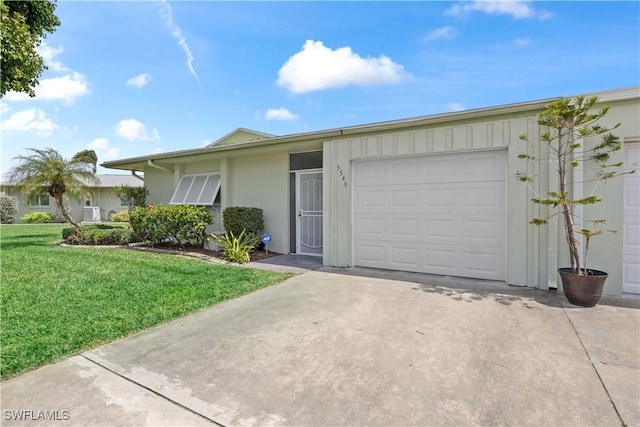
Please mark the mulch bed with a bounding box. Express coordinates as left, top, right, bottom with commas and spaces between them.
153, 243, 280, 262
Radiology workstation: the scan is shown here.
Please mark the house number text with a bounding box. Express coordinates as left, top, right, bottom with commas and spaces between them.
336, 165, 349, 188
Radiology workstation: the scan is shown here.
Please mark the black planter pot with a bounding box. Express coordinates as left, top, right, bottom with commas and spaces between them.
558, 268, 608, 307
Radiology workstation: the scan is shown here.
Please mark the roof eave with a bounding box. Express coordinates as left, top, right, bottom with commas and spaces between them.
102, 86, 639, 170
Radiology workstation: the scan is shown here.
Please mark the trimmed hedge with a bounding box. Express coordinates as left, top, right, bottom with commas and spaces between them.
222, 207, 264, 238
21, 212, 54, 223
63, 224, 137, 246
129, 204, 213, 247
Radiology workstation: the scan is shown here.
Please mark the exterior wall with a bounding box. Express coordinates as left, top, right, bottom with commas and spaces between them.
144, 168, 174, 206
6, 187, 132, 223
145, 163, 224, 233
324, 98, 639, 296
93, 188, 129, 219
226, 153, 289, 254
183, 160, 221, 175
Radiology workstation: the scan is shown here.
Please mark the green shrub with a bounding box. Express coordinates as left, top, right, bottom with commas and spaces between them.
208, 230, 260, 263
21, 212, 54, 224
129, 204, 213, 247
64, 225, 136, 246
222, 207, 264, 239
0, 194, 18, 224
112, 210, 129, 222
62, 224, 124, 241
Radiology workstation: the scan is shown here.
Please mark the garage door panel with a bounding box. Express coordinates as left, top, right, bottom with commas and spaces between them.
358, 217, 385, 237
390, 246, 419, 268
463, 217, 505, 244
464, 154, 507, 178
424, 248, 457, 274
391, 218, 420, 237
390, 159, 420, 181
425, 218, 457, 240
353, 150, 507, 280
357, 244, 386, 265
391, 189, 420, 207
356, 162, 387, 183
423, 157, 460, 182
462, 248, 506, 279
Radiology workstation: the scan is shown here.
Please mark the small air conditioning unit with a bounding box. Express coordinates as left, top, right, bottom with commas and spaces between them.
83, 206, 101, 223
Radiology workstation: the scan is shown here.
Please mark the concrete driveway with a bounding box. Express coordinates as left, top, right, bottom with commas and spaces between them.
2, 268, 639, 426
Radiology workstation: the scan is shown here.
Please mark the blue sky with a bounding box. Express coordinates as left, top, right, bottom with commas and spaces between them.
1, 1, 638, 175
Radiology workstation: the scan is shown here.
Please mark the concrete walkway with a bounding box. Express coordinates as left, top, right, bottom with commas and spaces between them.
1, 270, 639, 426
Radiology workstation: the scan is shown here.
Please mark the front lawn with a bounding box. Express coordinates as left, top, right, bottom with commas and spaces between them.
0, 224, 292, 380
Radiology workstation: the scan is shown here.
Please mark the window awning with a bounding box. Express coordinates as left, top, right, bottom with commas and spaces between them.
170, 173, 221, 205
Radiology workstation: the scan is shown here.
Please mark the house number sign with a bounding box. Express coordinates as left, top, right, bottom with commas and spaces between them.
336, 165, 349, 188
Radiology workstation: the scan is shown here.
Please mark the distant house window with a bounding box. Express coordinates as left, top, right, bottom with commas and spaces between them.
120, 195, 129, 207
30, 194, 50, 207
170, 173, 221, 206
85, 195, 92, 206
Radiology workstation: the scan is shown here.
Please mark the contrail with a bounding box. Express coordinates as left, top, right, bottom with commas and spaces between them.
158, 0, 199, 81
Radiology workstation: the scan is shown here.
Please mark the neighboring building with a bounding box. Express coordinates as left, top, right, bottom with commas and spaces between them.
102, 87, 640, 296
1, 174, 144, 223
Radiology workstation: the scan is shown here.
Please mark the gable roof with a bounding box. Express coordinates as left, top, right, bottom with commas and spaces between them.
207, 128, 276, 147
93, 174, 144, 187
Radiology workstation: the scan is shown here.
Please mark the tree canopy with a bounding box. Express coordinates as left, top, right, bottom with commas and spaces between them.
0, 0, 61, 97
7, 147, 99, 226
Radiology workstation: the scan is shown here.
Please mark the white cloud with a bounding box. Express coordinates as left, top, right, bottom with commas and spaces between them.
126, 73, 152, 88
153, 147, 165, 154
422, 26, 458, 42
115, 119, 160, 141
4, 72, 89, 105
0, 102, 9, 114
446, 102, 465, 112
87, 137, 120, 161
277, 40, 409, 94
37, 42, 67, 72
104, 147, 120, 160
445, 1, 553, 20
87, 137, 109, 150
513, 38, 533, 47
0, 108, 58, 136
158, 0, 199, 81
265, 107, 299, 121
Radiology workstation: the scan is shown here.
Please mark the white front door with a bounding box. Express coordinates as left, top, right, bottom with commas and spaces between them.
623, 143, 640, 294
296, 171, 323, 256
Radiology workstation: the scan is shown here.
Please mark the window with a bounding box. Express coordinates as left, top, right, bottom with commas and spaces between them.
30, 194, 50, 207
120, 195, 129, 207
170, 173, 221, 205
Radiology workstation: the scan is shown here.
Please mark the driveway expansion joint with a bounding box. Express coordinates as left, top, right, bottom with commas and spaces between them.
560, 303, 626, 427
80, 354, 225, 427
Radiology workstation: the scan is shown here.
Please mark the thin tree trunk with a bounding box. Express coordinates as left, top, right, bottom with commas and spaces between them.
558, 127, 582, 274
55, 194, 77, 227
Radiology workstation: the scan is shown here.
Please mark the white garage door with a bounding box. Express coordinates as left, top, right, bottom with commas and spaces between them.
623, 143, 640, 294
353, 150, 507, 281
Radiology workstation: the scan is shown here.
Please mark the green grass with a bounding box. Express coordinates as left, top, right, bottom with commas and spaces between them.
0, 224, 292, 380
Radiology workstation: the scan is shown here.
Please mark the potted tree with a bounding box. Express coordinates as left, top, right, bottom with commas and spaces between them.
518, 95, 633, 307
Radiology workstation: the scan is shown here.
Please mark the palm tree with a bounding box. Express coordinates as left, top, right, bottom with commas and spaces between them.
7, 147, 99, 226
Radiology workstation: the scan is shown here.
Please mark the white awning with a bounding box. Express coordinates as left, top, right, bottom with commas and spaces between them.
170, 173, 221, 205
